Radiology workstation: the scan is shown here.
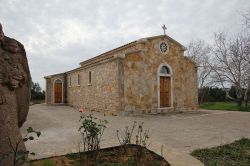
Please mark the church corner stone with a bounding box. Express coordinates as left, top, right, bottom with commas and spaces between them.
0, 23, 31, 166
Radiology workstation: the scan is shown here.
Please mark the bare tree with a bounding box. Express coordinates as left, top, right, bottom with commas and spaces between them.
241, 8, 250, 108
242, 35, 250, 108
186, 40, 213, 104
242, 8, 250, 29
211, 32, 250, 106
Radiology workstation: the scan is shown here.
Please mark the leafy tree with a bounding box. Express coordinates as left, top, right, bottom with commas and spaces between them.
199, 87, 226, 102
31, 82, 45, 100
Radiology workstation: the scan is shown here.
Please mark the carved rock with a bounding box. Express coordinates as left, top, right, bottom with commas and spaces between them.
0, 23, 31, 166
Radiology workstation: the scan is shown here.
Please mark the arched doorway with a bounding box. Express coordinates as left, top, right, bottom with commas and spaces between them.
158, 64, 172, 108
54, 79, 63, 104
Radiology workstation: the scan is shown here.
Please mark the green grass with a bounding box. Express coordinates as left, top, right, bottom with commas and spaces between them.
31, 159, 56, 166
200, 102, 239, 111
42, 160, 56, 166
200, 102, 250, 111
191, 138, 250, 166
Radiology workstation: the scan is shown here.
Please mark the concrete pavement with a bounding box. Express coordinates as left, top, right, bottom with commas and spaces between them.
21, 104, 250, 166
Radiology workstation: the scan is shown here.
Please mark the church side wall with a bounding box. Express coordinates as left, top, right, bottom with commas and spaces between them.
67, 59, 121, 113
123, 37, 198, 113
45, 78, 52, 104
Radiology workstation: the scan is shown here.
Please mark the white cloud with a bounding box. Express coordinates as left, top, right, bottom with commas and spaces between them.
0, 0, 249, 89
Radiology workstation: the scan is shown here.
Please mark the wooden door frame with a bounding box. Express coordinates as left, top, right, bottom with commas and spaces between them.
53, 79, 64, 104
157, 64, 173, 109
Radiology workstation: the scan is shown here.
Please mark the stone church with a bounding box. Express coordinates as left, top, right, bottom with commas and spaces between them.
44, 34, 198, 114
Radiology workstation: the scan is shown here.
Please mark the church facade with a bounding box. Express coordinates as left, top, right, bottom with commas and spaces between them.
44, 35, 198, 114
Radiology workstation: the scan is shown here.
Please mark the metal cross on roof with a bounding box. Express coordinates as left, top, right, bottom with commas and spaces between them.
162, 24, 167, 35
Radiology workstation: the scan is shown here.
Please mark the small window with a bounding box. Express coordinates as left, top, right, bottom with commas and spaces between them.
77, 74, 80, 85
160, 66, 170, 74
88, 71, 91, 84
69, 76, 71, 86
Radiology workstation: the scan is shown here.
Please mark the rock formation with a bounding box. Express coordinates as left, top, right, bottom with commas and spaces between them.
0, 23, 31, 166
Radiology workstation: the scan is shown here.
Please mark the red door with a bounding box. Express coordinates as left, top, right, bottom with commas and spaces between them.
160, 77, 170, 107
54, 83, 62, 103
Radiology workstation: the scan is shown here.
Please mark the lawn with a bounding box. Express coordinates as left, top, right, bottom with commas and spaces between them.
191, 138, 250, 166
200, 102, 239, 111
200, 102, 249, 111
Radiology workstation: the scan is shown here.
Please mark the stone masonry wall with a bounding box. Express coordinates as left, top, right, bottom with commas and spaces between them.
45, 78, 52, 104
67, 59, 121, 112
123, 36, 198, 113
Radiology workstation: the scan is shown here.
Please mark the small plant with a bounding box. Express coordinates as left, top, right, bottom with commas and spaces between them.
116, 121, 136, 145
78, 114, 108, 165
135, 122, 150, 147
117, 121, 150, 147
78, 114, 108, 151
116, 121, 150, 166
0, 127, 41, 166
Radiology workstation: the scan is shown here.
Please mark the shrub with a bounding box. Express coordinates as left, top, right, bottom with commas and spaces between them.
78, 114, 108, 151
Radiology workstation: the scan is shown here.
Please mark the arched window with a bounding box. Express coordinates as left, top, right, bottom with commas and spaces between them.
160, 66, 170, 74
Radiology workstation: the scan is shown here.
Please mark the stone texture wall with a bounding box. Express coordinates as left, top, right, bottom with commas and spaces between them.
45, 35, 198, 113
45, 73, 66, 104
123, 36, 198, 113
67, 59, 121, 112
45, 78, 52, 104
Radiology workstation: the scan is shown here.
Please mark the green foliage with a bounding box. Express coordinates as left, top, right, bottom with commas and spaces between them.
229, 86, 237, 99
200, 102, 240, 111
41, 159, 56, 166
125, 157, 136, 166
153, 160, 162, 166
0, 127, 41, 166
31, 81, 45, 100
199, 87, 227, 103
191, 138, 250, 166
239, 106, 250, 112
200, 102, 250, 111
78, 114, 108, 151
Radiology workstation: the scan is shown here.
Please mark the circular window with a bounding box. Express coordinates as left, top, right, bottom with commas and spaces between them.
159, 41, 169, 54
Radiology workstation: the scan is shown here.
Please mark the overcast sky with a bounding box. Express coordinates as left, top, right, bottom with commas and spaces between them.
1, 0, 249, 89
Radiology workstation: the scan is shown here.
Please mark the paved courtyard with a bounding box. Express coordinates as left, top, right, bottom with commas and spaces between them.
21, 104, 250, 166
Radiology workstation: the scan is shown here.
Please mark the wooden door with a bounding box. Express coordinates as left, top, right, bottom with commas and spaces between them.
160, 77, 170, 107
54, 83, 62, 103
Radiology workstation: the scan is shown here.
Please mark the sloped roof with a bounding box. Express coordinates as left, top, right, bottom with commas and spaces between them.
79, 34, 186, 67
44, 34, 188, 78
